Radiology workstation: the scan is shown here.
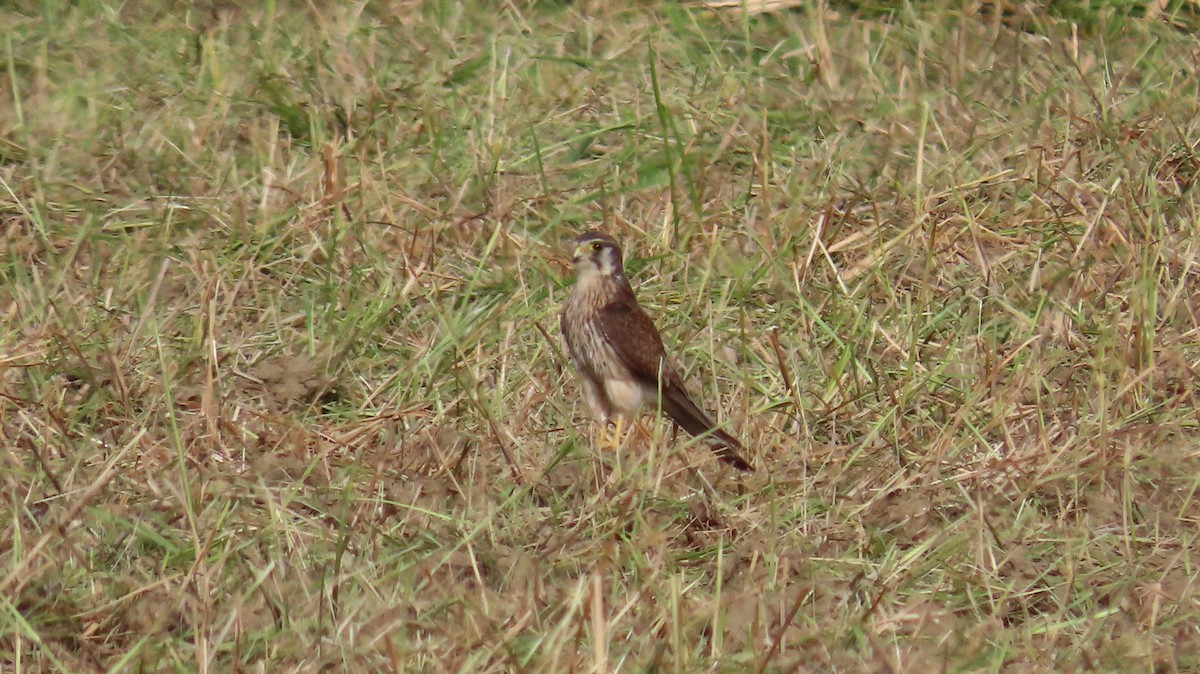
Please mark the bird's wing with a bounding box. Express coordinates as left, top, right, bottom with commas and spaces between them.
597, 298, 754, 471
660, 388, 754, 470
595, 298, 674, 388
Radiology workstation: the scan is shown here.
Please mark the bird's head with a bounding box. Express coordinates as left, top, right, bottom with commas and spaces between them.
571, 230, 624, 280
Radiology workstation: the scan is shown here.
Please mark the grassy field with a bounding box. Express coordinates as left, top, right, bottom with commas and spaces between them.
3, 0, 1200, 671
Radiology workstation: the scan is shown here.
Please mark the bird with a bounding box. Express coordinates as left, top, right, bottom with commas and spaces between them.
560, 230, 754, 471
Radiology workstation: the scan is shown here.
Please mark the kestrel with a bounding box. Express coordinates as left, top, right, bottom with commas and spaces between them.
561, 230, 754, 471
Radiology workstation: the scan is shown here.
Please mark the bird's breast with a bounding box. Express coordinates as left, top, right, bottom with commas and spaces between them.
564, 286, 629, 378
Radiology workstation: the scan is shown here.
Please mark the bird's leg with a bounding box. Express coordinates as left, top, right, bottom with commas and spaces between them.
609, 415, 627, 449
594, 416, 632, 450
614, 414, 633, 446
594, 418, 616, 450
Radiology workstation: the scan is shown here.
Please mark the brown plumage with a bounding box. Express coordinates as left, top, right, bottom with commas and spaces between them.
561, 230, 754, 471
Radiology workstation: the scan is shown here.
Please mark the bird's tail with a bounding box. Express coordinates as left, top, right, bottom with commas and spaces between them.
660, 387, 754, 471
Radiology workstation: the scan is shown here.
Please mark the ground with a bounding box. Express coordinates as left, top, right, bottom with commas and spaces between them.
2, 0, 1199, 671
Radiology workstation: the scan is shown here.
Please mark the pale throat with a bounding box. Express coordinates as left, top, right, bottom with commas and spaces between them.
572, 257, 627, 308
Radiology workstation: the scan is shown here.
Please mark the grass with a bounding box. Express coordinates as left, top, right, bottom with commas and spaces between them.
2, 0, 1199, 671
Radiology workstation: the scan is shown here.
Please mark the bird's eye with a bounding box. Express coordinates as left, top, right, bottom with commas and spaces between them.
591, 242, 602, 252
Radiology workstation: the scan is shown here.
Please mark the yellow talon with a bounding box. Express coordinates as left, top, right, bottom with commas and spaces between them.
594, 417, 631, 450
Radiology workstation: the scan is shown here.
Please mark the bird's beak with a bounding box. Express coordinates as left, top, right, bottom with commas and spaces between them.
571, 244, 586, 264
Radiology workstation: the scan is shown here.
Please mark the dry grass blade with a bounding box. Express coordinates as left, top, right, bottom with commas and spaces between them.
696, 0, 807, 14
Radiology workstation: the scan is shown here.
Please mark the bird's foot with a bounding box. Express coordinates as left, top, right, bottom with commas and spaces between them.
597, 416, 628, 450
